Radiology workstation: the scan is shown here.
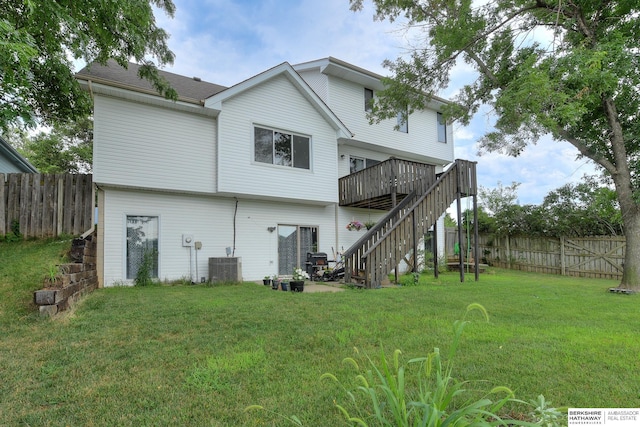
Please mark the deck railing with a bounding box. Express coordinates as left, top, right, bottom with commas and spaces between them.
343, 159, 477, 288
342, 190, 418, 284
338, 158, 436, 209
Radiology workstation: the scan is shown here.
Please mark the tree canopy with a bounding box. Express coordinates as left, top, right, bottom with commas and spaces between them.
466, 177, 623, 237
351, 0, 640, 289
11, 117, 93, 173
0, 0, 177, 129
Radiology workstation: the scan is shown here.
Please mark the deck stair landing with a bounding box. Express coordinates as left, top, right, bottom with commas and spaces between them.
343, 159, 477, 288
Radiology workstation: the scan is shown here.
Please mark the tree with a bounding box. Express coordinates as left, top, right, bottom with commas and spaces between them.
14, 117, 93, 173
444, 212, 457, 227
0, 0, 177, 130
464, 176, 623, 236
542, 176, 623, 236
478, 182, 520, 216
351, 0, 640, 290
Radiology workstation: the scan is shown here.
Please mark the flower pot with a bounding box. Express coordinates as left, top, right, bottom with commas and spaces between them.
263, 279, 271, 286
271, 281, 280, 290
280, 282, 289, 291
290, 280, 304, 292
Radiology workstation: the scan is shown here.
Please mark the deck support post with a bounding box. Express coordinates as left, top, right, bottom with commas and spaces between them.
456, 162, 465, 282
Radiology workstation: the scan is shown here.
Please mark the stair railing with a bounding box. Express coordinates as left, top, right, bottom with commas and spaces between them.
358, 159, 476, 288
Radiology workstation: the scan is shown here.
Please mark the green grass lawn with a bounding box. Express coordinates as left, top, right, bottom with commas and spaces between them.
1, 238, 638, 426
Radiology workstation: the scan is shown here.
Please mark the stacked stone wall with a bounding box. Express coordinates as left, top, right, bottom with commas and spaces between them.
34, 233, 98, 316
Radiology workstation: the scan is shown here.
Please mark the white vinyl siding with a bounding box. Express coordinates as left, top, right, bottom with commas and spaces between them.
296, 70, 329, 104
325, 77, 453, 163
100, 188, 337, 285
93, 95, 216, 193
217, 74, 338, 203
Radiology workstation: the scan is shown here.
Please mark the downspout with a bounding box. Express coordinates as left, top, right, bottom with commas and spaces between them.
232, 197, 238, 257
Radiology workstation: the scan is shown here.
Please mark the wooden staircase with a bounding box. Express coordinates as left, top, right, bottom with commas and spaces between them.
342, 159, 477, 288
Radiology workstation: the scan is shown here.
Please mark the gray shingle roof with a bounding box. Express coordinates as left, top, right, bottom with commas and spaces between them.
76, 60, 227, 102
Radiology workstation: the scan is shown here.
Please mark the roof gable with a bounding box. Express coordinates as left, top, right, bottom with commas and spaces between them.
205, 62, 352, 138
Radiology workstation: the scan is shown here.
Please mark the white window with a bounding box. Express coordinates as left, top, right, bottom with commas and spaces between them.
364, 88, 374, 112
437, 112, 447, 143
350, 156, 381, 174
254, 126, 310, 169
397, 110, 408, 133
126, 215, 158, 280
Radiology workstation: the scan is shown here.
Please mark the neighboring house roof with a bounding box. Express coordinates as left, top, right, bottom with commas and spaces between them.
0, 136, 38, 173
76, 60, 227, 104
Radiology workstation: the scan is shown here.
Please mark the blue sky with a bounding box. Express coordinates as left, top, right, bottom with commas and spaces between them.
148, 0, 597, 205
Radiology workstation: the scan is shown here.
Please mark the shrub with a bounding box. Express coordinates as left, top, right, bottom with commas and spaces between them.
134, 250, 156, 287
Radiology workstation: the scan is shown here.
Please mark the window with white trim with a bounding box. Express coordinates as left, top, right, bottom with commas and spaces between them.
126, 215, 158, 280
364, 88, 374, 112
254, 126, 310, 169
350, 156, 381, 174
396, 110, 408, 133
437, 112, 447, 143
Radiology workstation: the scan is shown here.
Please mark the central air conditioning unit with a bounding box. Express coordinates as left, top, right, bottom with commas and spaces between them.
208, 257, 242, 282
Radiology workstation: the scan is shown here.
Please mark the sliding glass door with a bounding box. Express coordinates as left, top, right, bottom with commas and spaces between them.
278, 225, 318, 275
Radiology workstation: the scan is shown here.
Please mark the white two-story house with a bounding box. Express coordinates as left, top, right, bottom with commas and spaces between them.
77, 57, 475, 288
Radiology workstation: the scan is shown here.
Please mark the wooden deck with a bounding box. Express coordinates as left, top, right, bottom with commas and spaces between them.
342, 159, 478, 288
338, 158, 436, 210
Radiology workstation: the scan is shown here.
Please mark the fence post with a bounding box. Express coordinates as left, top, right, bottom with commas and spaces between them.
56, 176, 64, 237
560, 236, 565, 276
0, 173, 5, 236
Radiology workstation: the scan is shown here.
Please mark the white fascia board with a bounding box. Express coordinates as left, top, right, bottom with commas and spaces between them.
205, 62, 352, 139
295, 57, 385, 90
78, 80, 218, 117
295, 57, 452, 111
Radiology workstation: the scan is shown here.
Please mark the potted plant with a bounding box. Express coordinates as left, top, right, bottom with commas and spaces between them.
263, 275, 271, 286
346, 220, 364, 231
271, 274, 280, 290
364, 220, 376, 230
290, 267, 309, 292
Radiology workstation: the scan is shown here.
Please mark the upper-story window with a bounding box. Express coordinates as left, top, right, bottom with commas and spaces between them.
437, 112, 447, 143
364, 88, 374, 112
396, 109, 408, 133
254, 126, 310, 170
350, 156, 381, 173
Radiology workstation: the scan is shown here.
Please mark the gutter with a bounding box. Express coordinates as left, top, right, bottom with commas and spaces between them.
77, 75, 205, 106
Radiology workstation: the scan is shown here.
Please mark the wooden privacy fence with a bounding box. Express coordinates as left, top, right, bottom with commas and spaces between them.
448, 230, 625, 280
1, 173, 94, 238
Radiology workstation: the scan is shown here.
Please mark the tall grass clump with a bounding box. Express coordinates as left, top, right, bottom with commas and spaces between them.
319, 303, 566, 427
